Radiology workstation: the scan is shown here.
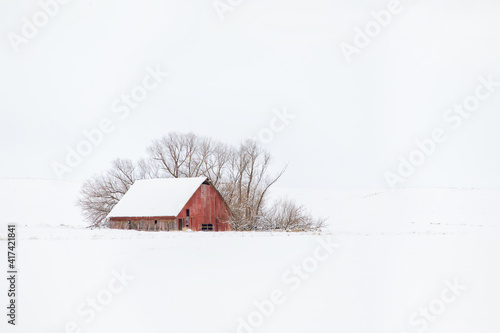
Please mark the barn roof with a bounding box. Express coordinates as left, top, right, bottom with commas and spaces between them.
107, 176, 208, 218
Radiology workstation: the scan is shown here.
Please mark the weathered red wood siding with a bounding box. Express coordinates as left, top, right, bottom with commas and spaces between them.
109, 217, 176, 231
176, 184, 232, 231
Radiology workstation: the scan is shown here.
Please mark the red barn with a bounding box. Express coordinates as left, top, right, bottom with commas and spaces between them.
107, 177, 232, 231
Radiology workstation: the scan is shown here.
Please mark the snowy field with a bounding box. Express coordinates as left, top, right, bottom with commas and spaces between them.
1, 179, 499, 332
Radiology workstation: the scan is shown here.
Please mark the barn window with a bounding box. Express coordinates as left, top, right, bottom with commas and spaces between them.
186, 209, 190, 217
154, 220, 158, 225
201, 224, 213, 231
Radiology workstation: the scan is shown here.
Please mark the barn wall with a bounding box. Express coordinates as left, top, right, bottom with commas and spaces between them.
108, 183, 232, 232
109, 217, 176, 231
177, 184, 232, 231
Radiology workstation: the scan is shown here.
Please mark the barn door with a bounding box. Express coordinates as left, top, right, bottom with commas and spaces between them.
178, 218, 183, 230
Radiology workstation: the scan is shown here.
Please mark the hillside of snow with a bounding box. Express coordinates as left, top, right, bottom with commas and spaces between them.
271, 186, 500, 234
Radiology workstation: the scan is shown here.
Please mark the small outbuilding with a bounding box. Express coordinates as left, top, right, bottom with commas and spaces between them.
107, 177, 232, 231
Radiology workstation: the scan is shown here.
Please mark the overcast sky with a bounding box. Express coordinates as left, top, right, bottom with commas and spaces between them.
1, 0, 500, 189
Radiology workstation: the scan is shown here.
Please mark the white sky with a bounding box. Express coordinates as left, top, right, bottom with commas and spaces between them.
1, 0, 500, 189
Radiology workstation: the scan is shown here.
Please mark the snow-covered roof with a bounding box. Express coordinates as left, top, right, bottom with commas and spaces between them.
107, 177, 208, 218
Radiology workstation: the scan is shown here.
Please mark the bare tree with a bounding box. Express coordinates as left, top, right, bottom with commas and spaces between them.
146, 133, 216, 179
77, 158, 139, 228
263, 199, 327, 232
220, 140, 286, 231
137, 157, 163, 179
199, 141, 232, 187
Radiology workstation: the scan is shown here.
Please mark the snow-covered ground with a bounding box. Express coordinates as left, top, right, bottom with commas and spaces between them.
0, 179, 499, 332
